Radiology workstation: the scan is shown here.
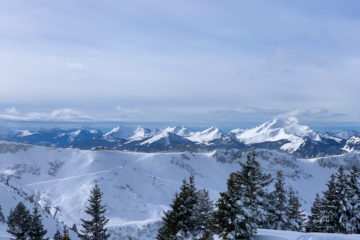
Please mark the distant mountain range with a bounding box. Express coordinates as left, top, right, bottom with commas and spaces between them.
1, 117, 359, 158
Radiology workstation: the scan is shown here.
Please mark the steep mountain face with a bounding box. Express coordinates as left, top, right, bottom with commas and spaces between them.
343, 136, 360, 152
232, 118, 346, 157
1, 118, 359, 157
0, 141, 359, 239
233, 118, 321, 152
335, 130, 360, 140
104, 126, 136, 141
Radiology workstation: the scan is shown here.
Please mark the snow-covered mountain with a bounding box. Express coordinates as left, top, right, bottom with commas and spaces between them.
0, 141, 359, 239
187, 126, 226, 144
232, 118, 321, 153
335, 130, 360, 140
2, 118, 360, 157
343, 136, 360, 152
103, 126, 136, 141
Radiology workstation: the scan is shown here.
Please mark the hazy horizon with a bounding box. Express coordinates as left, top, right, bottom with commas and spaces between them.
1, 1, 360, 128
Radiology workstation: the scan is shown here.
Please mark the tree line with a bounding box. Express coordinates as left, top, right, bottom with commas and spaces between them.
2, 183, 109, 240
157, 152, 360, 239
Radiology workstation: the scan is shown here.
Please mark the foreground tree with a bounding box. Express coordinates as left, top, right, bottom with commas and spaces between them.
212, 151, 272, 239
347, 165, 360, 233
157, 176, 214, 240
306, 193, 324, 232
28, 206, 48, 240
195, 189, 214, 239
61, 226, 71, 240
53, 229, 62, 240
286, 187, 306, 231
265, 171, 289, 230
79, 183, 110, 240
7, 202, 32, 240
0, 204, 5, 223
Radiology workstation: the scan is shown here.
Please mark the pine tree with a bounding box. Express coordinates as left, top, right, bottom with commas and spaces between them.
28, 206, 48, 240
176, 175, 198, 238
61, 226, 71, 240
306, 193, 324, 232
213, 151, 272, 240
286, 187, 306, 231
347, 165, 360, 233
157, 192, 182, 240
53, 229, 62, 240
334, 166, 352, 233
79, 183, 110, 240
265, 171, 289, 230
157, 176, 213, 240
194, 189, 214, 240
7, 202, 32, 240
71, 224, 78, 234
0, 204, 5, 223
321, 174, 339, 233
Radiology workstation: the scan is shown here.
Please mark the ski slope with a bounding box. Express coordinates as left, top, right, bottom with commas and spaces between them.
0, 141, 359, 239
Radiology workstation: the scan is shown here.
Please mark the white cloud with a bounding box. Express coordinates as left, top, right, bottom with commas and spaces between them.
116, 107, 143, 115
0, 108, 92, 121
5, 107, 19, 115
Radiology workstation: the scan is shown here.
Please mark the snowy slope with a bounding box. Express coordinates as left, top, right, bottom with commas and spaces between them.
0, 181, 79, 240
187, 126, 227, 144
103, 126, 135, 141
0, 141, 359, 239
255, 229, 360, 240
335, 130, 360, 140
343, 136, 360, 152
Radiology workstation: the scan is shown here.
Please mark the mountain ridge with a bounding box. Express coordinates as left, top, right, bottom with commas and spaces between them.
0, 117, 359, 158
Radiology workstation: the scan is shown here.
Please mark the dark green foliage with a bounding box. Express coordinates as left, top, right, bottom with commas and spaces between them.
306, 193, 324, 232
212, 151, 272, 240
157, 192, 182, 240
307, 165, 360, 234
7, 202, 32, 240
61, 226, 71, 240
0, 204, 5, 223
71, 224, 78, 234
321, 174, 340, 233
79, 183, 110, 240
266, 171, 289, 230
347, 165, 360, 233
286, 187, 306, 231
28, 206, 48, 240
53, 229, 62, 240
195, 189, 214, 240
157, 176, 214, 240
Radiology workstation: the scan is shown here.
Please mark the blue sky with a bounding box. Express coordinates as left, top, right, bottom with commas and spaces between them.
1, 0, 360, 129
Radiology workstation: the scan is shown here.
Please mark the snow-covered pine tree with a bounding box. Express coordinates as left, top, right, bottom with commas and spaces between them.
28, 206, 48, 240
157, 176, 212, 240
347, 165, 360, 233
321, 174, 340, 233
213, 151, 272, 240
157, 192, 182, 240
61, 226, 71, 240
71, 224, 78, 234
306, 193, 324, 232
194, 189, 214, 240
212, 173, 240, 239
286, 187, 306, 232
7, 202, 32, 240
334, 166, 352, 233
176, 175, 198, 238
265, 171, 289, 230
79, 183, 110, 240
0, 204, 5, 223
53, 229, 63, 240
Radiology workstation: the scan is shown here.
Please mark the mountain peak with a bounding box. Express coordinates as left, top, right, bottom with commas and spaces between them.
232, 117, 321, 153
